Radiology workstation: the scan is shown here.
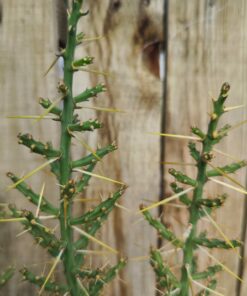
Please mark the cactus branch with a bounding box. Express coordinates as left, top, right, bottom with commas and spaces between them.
0, 267, 15, 288
20, 267, 69, 294
180, 83, 231, 295
142, 83, 246, 295
4, 1, 126, 294
6, 173, 59, 215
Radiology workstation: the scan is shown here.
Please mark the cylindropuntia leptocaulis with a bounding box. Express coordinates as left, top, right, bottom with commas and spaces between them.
141, 83, 246, 295
1, 1, 127, 295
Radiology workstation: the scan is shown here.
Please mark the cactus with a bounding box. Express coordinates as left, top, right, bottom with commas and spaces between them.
141, 83, 246, 295
3, 1, 126, 295
0, 266, 15, 288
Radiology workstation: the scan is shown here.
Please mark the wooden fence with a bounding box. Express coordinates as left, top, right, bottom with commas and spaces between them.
0, 0, 247, 295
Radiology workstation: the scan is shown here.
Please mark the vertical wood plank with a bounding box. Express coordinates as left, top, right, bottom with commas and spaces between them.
74, 0, 164, 295
165, 1, 247, 295
0, 0, 59, 294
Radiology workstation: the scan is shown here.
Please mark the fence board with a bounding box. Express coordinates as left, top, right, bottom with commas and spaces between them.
0, 0, 58, 295
74, 0, 164, 295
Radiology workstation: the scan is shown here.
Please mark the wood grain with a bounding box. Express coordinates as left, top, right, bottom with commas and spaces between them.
74, 1, 164, 295
0, 0, 59, 295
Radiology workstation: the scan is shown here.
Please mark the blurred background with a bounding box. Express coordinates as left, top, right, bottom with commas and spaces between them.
0, 0, 247, 295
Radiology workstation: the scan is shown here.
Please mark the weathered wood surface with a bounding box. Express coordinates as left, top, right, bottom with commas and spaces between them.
75, 1, 164, 295
165, 1, 247, 295
0, 0, 59, 295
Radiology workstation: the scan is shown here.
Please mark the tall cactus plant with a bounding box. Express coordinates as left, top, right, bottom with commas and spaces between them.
2, 1, 126, 295
140, 83, 245, 295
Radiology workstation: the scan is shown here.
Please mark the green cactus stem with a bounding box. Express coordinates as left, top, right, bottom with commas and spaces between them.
192, 265, 222, 281
168, 168, 197, 186
140, 206, 183, 248
179, 83, 236, 296
142, 83, 247, 295
150, 248, 179, 292
7, 173, 59, 215
67, 119, 102, 132
71, 186, 126, 225
72, 56, 94, 68
4, 0, 126, 294
196, 194, 227, 208
39, 97, 63, 117
20, 267, 69, 294
88, 258, 127, 296
71, 144, 117, 169
206, 160, 247, 177
8, 205, 62, 257
73, 84, 106, 104
0, 267, 15, 288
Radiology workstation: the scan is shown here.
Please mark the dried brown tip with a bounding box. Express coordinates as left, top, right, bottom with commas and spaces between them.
221, 82, 230, 95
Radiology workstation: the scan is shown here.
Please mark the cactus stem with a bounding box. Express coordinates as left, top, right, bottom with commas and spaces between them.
73, 168, 125, 185
142, 83, 246, 295
199, 246, 242, 282
207, 162, 246, 188
72, 226, 118, 254
7, 158, 59, 190
209, 178, 247, 195
139, 187, 193, 213
35, 97, 64, 123
4, 1, 126, 293
39, 248, 64, 295
0, 267, 15, 288
35, 183, 45, 217
147, 132, 201, 141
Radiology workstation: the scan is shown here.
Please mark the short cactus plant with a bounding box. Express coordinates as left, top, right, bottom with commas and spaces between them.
1, 1, 126, 295
140, 83, 246, 295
